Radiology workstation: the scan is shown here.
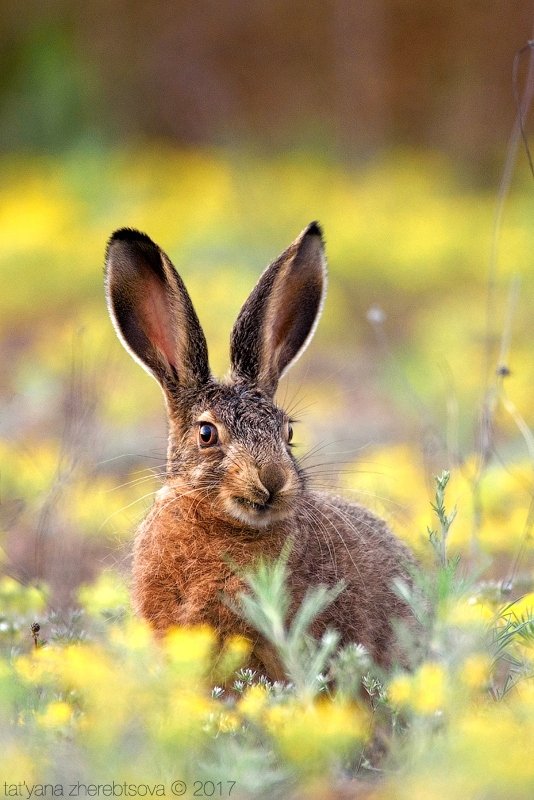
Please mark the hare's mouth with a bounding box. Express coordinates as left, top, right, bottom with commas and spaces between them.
234, 496, 270, 513
228, 494, 290, 528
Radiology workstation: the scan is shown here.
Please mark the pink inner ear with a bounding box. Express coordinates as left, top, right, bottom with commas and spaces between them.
139, 272, 177, 368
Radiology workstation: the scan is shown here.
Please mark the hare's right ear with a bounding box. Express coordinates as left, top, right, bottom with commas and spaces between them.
105, 229, 210, 390
230, 222, 326, 396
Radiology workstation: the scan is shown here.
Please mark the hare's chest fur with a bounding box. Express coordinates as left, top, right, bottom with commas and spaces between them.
130, 495, 292, 640
131, 490, 414, 668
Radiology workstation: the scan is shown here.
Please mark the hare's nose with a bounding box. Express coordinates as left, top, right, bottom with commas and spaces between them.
258, 462, 286, 497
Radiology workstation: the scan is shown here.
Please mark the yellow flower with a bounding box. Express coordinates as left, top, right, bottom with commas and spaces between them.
109, 618, 153, 651
460, 654, 491, 690
15, 645, 64, 685
164, 625, 217, 669
388, 673, 412, 707
443, 596, 494, 628
479, 507, 529, 553
0, 576, 20, 597
37, 701, 73, 729
217, 711, 239, 733
159, 690, 216, 742
265, 699, 367, 770
238, 684, 269, 720
1, 745, 38, 780
0, 575, 46, 615
78, 570, 130, 616
14, 654, 37, 684
389, 662, 448, 715
168, 689, 214, 722
213, 634, 252, 679
163, 625, 217, 686
224, 634, 251, 661
507, 675, 534, 706
412, 662, 446, 714
454, 706, 534, 785
509, 592, 534, 619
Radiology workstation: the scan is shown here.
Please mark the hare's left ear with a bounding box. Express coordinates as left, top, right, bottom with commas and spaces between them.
230, 222, 327, 396
105, 228, 210, 391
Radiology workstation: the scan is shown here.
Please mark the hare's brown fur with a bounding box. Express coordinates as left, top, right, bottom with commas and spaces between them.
105, 223, 415, 679
133, 490, 412, 676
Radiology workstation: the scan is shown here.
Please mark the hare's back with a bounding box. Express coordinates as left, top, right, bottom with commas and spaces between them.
298, 492, 415, 664
301, 491, 413, 587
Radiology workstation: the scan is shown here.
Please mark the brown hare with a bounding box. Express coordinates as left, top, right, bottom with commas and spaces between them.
105, 222, 415, 679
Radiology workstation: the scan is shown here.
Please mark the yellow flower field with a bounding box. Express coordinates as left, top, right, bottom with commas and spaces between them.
1, 147, 533, 797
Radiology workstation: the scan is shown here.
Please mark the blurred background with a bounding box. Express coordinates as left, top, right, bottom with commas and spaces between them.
1, 1, 534, 604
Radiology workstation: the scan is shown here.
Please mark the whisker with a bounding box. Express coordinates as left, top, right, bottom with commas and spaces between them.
98, 453, 167, 466
107, 473, 165, 492
304, 498, 365, 583
96, 489, 161, 534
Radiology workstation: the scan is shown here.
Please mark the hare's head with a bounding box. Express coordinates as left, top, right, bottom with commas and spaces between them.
105, 223, 326, 530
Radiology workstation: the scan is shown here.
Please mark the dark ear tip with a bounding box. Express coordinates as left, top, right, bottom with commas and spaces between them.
105, 228, 158, 264
304, 220, 324, 241
108, 227, 155, 247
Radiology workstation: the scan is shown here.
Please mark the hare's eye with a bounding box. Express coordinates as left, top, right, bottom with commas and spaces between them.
286, 423, 293, 444
198, 423, 218, 448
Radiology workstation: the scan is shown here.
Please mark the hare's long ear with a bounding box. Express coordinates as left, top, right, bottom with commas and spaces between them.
105, 229, 210, 390
230, 221, 326, 396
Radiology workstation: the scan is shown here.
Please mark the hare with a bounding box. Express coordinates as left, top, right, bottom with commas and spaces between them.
105, 222, 415, 679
